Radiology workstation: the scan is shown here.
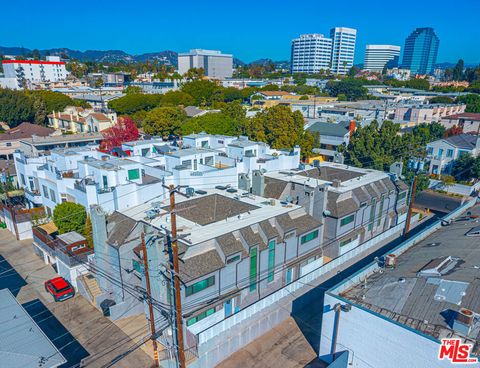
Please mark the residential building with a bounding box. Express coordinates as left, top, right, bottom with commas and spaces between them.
0, 289, 67, 368
386, 67, 412, 81
426, 134, 480, 174
261, 163, 409, 258
1, 56, 68, 89
394, 103, 466, 127
330, 27, 357, 75
402, 27, 440, 75
364, 45, 401, 72
440, 113, 480, 134
290, 34, 333, 74
306, 120, 355, 160
18, 132, 104, 157
47, 106, 118, 133
319, 202, 479, 368
0, 123, 54, 159
70, 93, 124, 111
178, 49, 233, 79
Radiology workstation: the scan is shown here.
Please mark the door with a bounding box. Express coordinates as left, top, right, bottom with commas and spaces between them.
224, 299, 232, 317
286, 267, 293, 283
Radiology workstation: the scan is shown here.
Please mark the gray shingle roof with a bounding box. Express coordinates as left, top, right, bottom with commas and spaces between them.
240, 226, 267, 250
298, 167, 365, 182
216, 233, 244, 257
107, 212, 137, 247
443, 134, 477, 150
290, 214, 322, 236
264, 177, 288, 200
259, 220, 280, 240
180, 249, 224, 282
327, 192, 359, 218
307, 120, 351, 137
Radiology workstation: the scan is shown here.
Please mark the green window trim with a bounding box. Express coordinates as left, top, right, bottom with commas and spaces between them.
300, 229, 319, 245
267, 240, 275, 282
340, 238, 352, 247
377, 196, 384, 226
186, 307, 216, 326
226, 255, 240, 264
249, 247, 257, 292
185, 275, 215, 297
368, 223, 373, 231
340, 214, 355, 227
128, 168, 140, 180
398, 192, 407, 200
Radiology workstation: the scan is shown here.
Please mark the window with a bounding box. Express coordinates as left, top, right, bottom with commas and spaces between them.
185, 276, 215, 297
340, 214, 355, 227
377, 196, 384, 226
42, 185, 49, 199
369, 199, 376, 223
368, 223, 373, 231
226, 255, 240, 264
20, 174, 26, 186
301, 229, 319, 244
438, 148, 444, 157
398, 192, 407, 200
268, 240, 275, 282
340, 238, 352, 247
427, 147, 433, 155
50, 189, 56, 203
187, 307, 215, 326
127, 169, 140, 180
249, 247, 257, 292
6, 142, 11, 147
446, 149, 454, 158
102, 175, 108, 189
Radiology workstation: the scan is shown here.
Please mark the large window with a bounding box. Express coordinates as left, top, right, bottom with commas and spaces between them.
249, 247, 257, 292
127, 169, 140, 180
446, 149, 454, 158
186, 307, 215, 326
185, 275, 215, 297
377, 196, 384, 226
267, 240, 275, 282
301, 229, 319, 244
398, 192, 407, 200
340, 214, 355, 227
42, 185, 49, 199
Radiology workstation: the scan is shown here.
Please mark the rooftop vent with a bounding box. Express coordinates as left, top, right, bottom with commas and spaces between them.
215, 185, 227, 190
417, 256, 459, 277
195, 189, 207, 195
453, 308, 475, 336
226, 188, 237, 193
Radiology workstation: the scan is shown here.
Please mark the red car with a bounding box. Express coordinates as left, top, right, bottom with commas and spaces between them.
44, 277, 75, 302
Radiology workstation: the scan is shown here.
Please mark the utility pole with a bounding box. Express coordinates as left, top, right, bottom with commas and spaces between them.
168, 185, 187, 368
404, 175, 418, 236
140, 233, 160, 368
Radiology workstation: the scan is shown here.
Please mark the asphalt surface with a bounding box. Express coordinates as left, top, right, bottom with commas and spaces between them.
0, 254, 89, 368
291, 215, 440, 354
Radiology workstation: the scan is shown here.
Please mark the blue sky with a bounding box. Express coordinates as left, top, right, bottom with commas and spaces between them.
1, 0, 479, 64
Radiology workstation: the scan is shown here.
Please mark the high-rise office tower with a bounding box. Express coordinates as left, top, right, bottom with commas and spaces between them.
330, 27, 357, 75
363, 45, 401, 72
290, 34, 333, 74
177, 49, 233, 79
402, 27, 439, 75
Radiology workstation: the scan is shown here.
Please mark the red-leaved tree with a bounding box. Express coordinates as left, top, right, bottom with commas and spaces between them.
101, 116, 139, 150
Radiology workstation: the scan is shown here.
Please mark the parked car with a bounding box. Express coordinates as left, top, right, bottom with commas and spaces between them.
44, 277, 75, 302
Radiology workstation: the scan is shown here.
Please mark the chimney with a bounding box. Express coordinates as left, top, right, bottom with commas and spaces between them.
252, 170, 265, 197
332, 179, 341, 188
349, 120, 356, 138
453, 308, 475, 336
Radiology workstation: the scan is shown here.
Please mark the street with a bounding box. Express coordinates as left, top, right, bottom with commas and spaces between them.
0, 229, 154, 368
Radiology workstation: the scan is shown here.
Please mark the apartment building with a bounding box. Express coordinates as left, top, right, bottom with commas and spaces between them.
330, 27, 357, 75
14, 134, 301, 215
18, 133, 104, 157
0, 56, 68, 89
441, 113, 480, 134
260, 163, 409, 258
0, 123, 54, 159
291, 34, 333, 73
394, 103, 466, 127
426, 134, 480, 175
48, 106, 118, 133
178, 49, 233, 79
306, 120, 355, 161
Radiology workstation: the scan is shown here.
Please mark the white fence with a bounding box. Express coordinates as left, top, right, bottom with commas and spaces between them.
196, 221, 406, 362
429, 179, 480, 197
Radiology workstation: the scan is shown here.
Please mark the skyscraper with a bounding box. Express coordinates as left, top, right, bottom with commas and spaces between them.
330, 27, 357, 75
363, 45, 401, 72
401, 27, 439, 75
291, 34, 333, 74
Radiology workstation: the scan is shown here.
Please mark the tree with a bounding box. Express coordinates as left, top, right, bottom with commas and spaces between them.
451, 154, 480, 180
30, 90, 80, 113
325, 79, 369, 101
84, 216, 93, 248
404, 78, 430, 91
142, 107, 186, 136
102, 116, 139, 150
32, 95, 47, 125
108, 93, 162, 114
32, 49, 41, 60
0, 89, 34, 127
452, 59, 465, 81
456, 94, 480, 113
125, 86, 142, 94
53, 202, 87, 234
441, 175, 456, 191
181, 80, 218, 106
160, 91, 194, 106
428, 96, 454, 104
179, 112, 237, 136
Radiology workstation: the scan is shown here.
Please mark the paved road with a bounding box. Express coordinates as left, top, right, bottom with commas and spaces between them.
0, 230, 154, 368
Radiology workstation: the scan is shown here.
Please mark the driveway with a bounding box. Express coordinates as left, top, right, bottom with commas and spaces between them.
0, 229, 154, 368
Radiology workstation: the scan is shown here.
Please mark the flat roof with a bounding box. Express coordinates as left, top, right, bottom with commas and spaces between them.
81, 157, 138, 170
265, 162, 389, 194
341, 204, 480, 351
21, 133, 103, 146
0, 289, 67, 368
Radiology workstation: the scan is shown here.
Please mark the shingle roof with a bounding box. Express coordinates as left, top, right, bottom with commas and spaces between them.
264, 177, 288, 200
216, 233, 244, 257
240, 226, 267, 250
106, 212, 137, 247
307, 120, 351, 137
444, 113, 480, 121
0, 123, 54, 141
259, 220, 280, 240
290, 214, 322, 236
180, 249, 224, 282
276, 213, 297, 233
443, 134, 477, 150
327, 192, 359, 218
298, 167, 365, 182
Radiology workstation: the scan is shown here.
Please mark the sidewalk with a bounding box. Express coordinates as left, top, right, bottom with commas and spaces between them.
0, 229, 154, 368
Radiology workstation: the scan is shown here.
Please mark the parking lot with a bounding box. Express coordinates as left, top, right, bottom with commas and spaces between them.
0, 229, 154, 368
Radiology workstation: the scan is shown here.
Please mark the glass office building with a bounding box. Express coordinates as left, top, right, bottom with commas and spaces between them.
401, 27, 439, 75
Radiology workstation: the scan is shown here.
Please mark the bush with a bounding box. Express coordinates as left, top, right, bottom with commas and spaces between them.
53, 202, 87, 234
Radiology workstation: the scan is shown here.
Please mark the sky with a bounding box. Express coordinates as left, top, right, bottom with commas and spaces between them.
1, 0, 479, 65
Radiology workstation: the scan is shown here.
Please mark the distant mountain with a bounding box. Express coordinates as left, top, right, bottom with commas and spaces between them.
233, 58, 246, 67
244, 58, 290, 70
0, 46, 178, 66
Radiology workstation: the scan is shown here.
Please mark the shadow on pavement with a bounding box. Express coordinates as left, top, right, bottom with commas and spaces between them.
0, 254, 27, 297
